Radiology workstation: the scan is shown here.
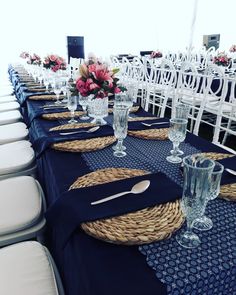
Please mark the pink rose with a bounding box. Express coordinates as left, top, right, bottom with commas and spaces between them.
114, 87, 121, 94
51, 65, 60, 72
50, 55, 57, 62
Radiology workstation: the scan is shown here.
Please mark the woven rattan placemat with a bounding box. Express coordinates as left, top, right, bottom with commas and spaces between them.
128, 128, 169, 140
49, 122, 96, 131
27, 88, 46, 92
128, 116, 158, 122
42, 111, 84, 120
52, 136, 116, 152
200, 152, 235, 202
70, 168, 184, 245
28, 94, 65, 101
108, 106, 139, 114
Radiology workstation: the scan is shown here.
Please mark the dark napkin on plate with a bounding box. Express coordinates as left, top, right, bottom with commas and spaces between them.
128, 118, 169, 131
32, 124, 115, 158
27, 106, 68, 127
218, 156, 236, 185
46, 172, 182, 248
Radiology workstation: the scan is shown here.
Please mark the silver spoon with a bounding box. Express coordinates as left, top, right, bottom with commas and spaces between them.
59, 126, 100, 136
225, 168, 236, 176
141, 122, 168, 127
91, 180, 150, 205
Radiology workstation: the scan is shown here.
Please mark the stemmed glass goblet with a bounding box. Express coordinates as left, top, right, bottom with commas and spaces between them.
79, 95, 90, 120
193, 161, 224, 231
53, 79, 62, 105
113, 105, 129, 157
166, 118, 187, 164
176, 155, 215, 248
171, 103, 190, 156
67, 95, 78, 124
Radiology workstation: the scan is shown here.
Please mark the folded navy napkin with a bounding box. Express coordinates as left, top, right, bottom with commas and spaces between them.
45, 172, 182, 248
128, 118, 169, 131
185, 133, 233, 154
218, 156, 236, 185
27, 106, 68, 126
33, 124, 115, 158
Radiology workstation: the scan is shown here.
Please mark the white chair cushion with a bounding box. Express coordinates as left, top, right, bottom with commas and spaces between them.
0, 95, 17, 104
0, 101, 20, 112
0, 141, 35, 175
0, 241, 59, 295
0, 110, 22, 125
0, 176, 42, 234
0, 122, 28, 144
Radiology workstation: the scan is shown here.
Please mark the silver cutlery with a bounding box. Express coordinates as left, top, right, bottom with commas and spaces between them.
141, 122, 169, 127
225, 168, 236, 176
91, 180, 150, 205
59, 126, 100, 136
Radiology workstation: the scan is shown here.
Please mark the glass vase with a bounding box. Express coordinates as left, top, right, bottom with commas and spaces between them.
89, 97, 108, 125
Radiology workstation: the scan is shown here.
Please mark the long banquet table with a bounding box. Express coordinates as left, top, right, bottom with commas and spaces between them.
9, 66, 236, 295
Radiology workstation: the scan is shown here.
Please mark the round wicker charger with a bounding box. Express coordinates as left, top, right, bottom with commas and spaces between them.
29, 94, 65, 101
52, 136, 116, 153
128, 116, 158, 122
200, 152, 234, 161
50, 122, 96, 131
220, 183, 236, 202
70, 168, 184, 245
27, 88, 46, 92
200, 152, 235, 202
108, 106, 139, 114
42, 111, 85, 120
128, 128, 169, 140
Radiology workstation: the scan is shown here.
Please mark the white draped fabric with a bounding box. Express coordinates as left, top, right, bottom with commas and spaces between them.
0, 0, 235, 68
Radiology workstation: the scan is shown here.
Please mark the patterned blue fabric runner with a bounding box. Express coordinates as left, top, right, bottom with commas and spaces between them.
82, 131, 236, 295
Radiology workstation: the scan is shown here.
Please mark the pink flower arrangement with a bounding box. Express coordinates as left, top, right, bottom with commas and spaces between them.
43, 54, 67, 72
229, 45, 236, 53
27, 53, 41, 65
20, 51, 30, 59
74, 60, 125, 98
213, 52, 231, 66
150, 50, 163, 58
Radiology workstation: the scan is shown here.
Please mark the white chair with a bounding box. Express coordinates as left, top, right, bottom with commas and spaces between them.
0, 110, 22, 125
144, 58, 177, 117
0, 241, 64, 294
0, 101, 20, 113
193, 72, 229, 143
0, 95, 17, 104
0, 140, 36, 180
0, 122, 28, 144
0, 176, 46, 246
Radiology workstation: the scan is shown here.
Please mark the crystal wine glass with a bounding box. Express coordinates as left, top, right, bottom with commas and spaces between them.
79, 95, 90, 120
67, 95, 78, 124
171, 103, 190, 156
53, 79, 62, 105
193, 161, 224, 231
176, 155, 215, 248
113, 105, 129, 157
166, 118, 187, 164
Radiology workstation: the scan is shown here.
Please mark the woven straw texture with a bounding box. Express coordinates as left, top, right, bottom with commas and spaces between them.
28, 94, 65, 101
42, 111, 84, 120
50, 122, 96, 131
128, 128, 169, 140
52, 136, 116, 152
201, 152, 235, 202
70, 168, 184, 245
108, 106, 139, 114
200, 152, 234, 161
27, 88, 46, 92
220, 183, 236, 202
128, 116, 158, 122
